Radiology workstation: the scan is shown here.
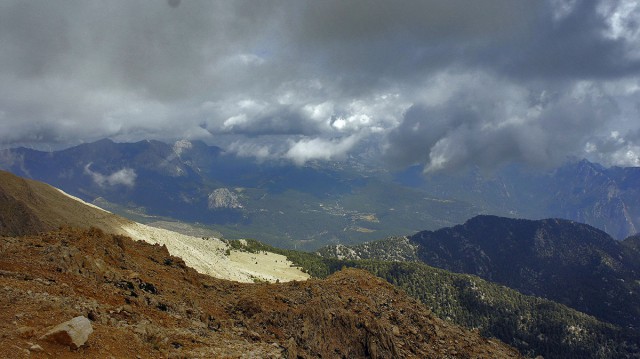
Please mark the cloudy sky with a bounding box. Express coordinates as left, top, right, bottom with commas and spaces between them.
1, 0, 640, 171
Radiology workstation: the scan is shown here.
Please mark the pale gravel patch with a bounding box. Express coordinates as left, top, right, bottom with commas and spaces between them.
228, 250, 310, 283
121, 222, 309, 283
56, 188, 309, 283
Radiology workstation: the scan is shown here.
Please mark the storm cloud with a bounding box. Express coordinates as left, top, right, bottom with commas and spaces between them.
0, 0, 639, 170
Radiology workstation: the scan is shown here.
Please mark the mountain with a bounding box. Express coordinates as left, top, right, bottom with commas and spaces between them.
544, 160, 640, 240
4, 161, 638, 358
231, 238, 640, 358
2, 139, 639, 249
399, 160, 640, 240
0, 174, 521, 357
0, 169, 308, 284
0, 169, 129, 237
0, 139, 478, 249
0, 139, 227, 224
321, 216, 640, 329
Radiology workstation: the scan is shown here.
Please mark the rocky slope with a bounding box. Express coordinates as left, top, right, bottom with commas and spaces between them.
0, 170, 128, 237
0, 227, 521, 358
0, 170, 307, 283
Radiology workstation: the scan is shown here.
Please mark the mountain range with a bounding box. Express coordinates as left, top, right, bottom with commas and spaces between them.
0, 139, 478, 249
396, 160, 640, 240
0, 169, 523, 358
1, 139, 638, 250
3, 169, 640, 357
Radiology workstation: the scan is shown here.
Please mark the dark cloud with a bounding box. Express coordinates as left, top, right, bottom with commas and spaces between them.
0, 0, 639, 169
479, 1, 640, 80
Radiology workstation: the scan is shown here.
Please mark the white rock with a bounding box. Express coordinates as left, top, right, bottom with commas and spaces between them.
208, 188, 243, 209
29, 344, 43, 352
40, 316, 93, 349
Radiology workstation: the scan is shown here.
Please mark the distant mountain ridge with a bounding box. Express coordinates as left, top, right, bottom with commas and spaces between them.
546, 160, 640, 240
399, 160, 640, 240
0, 138, 479, 249
320, 215, 640, 329
1, 138, 638, 249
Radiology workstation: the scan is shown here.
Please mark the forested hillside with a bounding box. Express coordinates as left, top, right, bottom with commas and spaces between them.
231, 239, 640, 359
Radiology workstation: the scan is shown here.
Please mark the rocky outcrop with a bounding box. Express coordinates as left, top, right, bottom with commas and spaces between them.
40, 316, 93, 349
208, 188, 243, 209
317, 236, 419, 261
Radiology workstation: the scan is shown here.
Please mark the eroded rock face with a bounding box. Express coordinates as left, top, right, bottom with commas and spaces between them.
208, 188, 242, 209
41, 316, 93, 349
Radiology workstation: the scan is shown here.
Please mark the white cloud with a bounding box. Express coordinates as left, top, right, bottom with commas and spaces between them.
1, 1, 640, 171
584, 130, 640, 167
285, 135, 361, 165
84, 163, 137, 188
227, 141, 276, 162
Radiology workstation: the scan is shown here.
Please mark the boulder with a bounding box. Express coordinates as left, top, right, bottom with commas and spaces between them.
28, 344, 43, 352
40, 316, 93, 349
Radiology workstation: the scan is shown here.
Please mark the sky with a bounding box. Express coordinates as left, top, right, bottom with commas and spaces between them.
1, 0, 640, 172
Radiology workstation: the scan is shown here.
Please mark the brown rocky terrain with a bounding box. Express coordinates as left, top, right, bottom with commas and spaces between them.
0, 227, 521, 358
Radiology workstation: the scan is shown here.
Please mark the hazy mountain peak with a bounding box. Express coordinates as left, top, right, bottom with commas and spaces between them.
172, 139, 193, 156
